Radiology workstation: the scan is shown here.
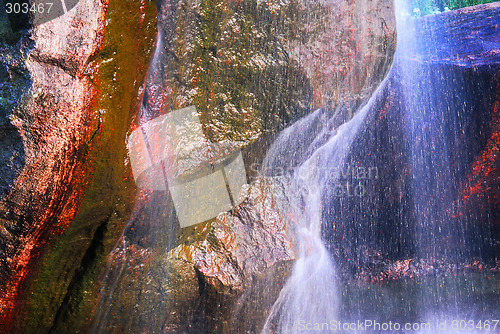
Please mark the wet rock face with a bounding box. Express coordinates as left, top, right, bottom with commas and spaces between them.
288, 0, 396, 109
92, 178, 294, 333
90, 0, 397, 332
1, 0, 397, 331
170, 178, 294, 289
0, 0, 108, 326
145, 0, 396, 144
164, 179, 295, 333
0, 0, 31, 46
0, 54, 28, 201
322, 3, 500, 276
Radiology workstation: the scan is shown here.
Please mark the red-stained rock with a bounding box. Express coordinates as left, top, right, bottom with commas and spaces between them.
0, 0, 108, 328
291, 0, 396, 108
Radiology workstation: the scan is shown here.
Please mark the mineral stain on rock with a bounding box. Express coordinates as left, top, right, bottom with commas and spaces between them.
0, 0, 109, 329
15, 0, 158, 332
0, 0, 498, 333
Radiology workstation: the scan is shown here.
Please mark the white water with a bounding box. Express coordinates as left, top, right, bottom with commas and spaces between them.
262, 87, 381, 332
261, 1, 498, 333
394, 0, 483, 329
261, 1, 419, 331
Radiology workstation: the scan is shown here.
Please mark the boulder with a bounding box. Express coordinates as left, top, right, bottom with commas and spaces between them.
90, 177, 294, 333
0, 0, 108, 328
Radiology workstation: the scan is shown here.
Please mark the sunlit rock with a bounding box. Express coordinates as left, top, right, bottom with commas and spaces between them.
163, 177, 294, 331
0, 0, 108, 327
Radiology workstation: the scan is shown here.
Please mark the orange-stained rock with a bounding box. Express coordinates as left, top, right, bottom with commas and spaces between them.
0, 0, 108, 328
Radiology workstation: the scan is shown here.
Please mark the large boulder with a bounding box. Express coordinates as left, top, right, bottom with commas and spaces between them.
322, 2, 500, 276
0, 0, 108, 328
0, 0, 157, 332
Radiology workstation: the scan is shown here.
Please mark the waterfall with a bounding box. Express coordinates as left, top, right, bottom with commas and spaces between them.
262, 0, 499, 332
394, 0, 463, 261
393, 0, 498, 329
262, 83, 386, 333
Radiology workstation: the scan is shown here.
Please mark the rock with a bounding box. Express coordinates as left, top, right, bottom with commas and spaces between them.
0, 0, 398, 331
289, 0, 396, 109
0, 0, 33, 203
1, 0, 31, 46
165, 177, 295, 332
143, 0, 396, 144
357, 258, 498, 283
88, 0, 397, 332
10, 0, 158, 332
0, 0, 108, 328
0, 43, 29, 202
407, 3, 500, 68
321, 2, 500, 274
90, 177, 294, 333
170, 177, 294, 288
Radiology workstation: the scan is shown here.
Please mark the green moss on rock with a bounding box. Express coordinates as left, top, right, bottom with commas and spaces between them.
21, 0, 157, 332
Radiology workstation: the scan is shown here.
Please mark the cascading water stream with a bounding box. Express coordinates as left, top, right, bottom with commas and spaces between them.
262, 87, 383, 332
393, 0, 498, 329
394, 0, 462, 261
263, 0, 499, 332
87, 0, 498, 332
393, 0, 462, 326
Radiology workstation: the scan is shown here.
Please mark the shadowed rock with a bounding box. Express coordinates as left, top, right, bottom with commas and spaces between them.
322, 2, 500, 276
91, 177, 294, 333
